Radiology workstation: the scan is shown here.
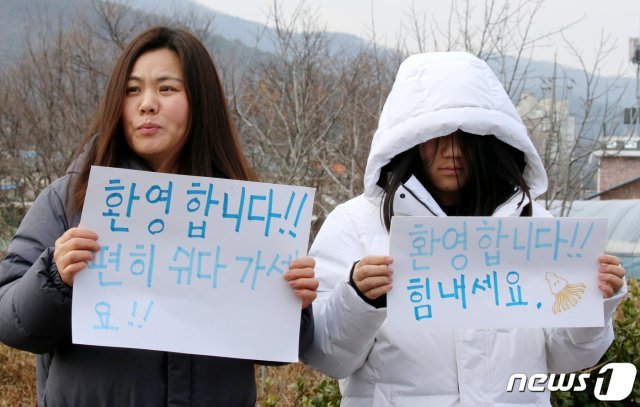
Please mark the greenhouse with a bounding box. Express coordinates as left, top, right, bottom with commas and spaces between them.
550, 199, 640, 279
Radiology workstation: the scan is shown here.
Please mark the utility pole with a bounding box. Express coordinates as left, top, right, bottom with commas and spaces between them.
629, 38, 640, 137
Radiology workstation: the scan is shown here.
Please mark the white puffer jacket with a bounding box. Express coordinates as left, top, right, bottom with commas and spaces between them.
302, 52, 626, 406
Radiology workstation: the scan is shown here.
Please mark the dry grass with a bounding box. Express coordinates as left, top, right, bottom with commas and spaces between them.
0, 343, 36, 407
0, 343, 332, 406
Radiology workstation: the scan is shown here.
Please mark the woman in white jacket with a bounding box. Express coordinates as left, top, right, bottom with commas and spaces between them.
302, 52, 627, 406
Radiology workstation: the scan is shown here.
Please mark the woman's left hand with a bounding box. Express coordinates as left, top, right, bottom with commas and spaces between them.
598, 255, 626, 298
284, 256, 318, 309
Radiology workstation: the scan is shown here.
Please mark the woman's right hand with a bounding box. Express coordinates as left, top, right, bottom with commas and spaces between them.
54, 227, 100, 286
352, 255, 394, 300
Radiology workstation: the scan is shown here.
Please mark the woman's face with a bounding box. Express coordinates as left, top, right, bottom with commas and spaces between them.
122, 48, 190, 172
418, 133, 469, 206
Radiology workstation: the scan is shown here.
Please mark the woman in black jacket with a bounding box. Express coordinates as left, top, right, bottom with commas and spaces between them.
0, 26, 317, 406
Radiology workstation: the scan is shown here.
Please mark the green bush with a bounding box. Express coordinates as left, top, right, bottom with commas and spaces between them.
289, 376, 342, 407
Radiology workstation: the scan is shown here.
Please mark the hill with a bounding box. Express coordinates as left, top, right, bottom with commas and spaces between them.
0, 0, 636, 135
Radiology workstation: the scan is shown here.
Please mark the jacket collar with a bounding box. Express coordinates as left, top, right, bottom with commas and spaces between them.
393, 175, 445, 217
391, 175, 529, 218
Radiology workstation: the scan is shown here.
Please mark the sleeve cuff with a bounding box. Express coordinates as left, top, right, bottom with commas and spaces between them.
40, 247, 73, 299
348, 261, 387, 309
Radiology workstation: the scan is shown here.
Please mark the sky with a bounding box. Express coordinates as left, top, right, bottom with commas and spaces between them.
193, 0, 640, 79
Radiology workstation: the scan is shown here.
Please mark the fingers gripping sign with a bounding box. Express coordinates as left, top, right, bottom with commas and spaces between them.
54, 227, 100, 286
353, 255, 394, 300
284, 256, 318, 309
597, 255, 626, 299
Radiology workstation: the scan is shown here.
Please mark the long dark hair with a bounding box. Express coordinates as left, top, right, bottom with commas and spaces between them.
71, 26, 255, 212
379, 130, 532, 230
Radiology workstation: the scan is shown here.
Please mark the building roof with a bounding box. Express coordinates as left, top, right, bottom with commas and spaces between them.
585, 175, 640, 199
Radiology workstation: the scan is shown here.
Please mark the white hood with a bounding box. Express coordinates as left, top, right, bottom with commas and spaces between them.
363, 51, 547, 200
304, 54, 624, 407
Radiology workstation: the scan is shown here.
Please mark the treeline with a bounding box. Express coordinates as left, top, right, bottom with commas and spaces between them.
0, 0, 627, 245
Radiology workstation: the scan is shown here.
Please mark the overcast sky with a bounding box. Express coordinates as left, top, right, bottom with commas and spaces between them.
193, 0, 640, 78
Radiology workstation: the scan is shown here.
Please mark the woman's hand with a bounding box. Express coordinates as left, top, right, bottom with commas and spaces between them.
284, 256, 318, 309
353, 255, 393, 300
54, 227, 100, 286
598, 255, 625, 299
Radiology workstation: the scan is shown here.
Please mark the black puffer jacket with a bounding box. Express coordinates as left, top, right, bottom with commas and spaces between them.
0, 163, 314, 407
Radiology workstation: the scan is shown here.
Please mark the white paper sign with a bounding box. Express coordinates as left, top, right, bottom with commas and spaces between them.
388, 216, 607, 329
72, 166, 315, 362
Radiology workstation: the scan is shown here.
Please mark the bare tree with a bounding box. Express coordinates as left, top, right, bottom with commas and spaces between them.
536, 34, 627, 215
402, 0, 582, 101
231, 1, 398, 227
400, 0, 627, 214
0, 0, 220, 241
0, 0, 628, 232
